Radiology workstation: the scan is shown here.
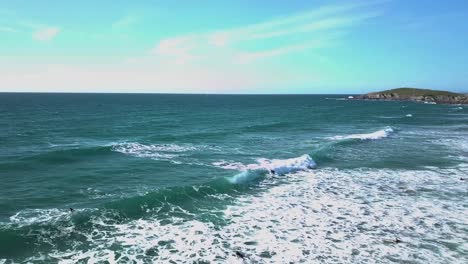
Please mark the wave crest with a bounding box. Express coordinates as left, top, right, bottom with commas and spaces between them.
214, 154, 317, 184
328, 127, 394, 141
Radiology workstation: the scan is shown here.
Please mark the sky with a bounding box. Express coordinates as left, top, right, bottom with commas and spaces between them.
0, 0, 467, 94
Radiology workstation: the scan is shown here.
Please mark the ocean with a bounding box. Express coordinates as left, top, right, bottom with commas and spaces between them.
0, 93, 466, 263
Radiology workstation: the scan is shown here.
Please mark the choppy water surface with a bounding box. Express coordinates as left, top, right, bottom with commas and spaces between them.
0, 94, 466, 263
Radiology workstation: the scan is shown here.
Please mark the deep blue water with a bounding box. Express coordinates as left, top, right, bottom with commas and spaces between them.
0, 93, 466, 263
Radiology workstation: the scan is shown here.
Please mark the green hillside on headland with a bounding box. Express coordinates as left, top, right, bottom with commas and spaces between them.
371, 88, 461, 97
357, 88, 468, 104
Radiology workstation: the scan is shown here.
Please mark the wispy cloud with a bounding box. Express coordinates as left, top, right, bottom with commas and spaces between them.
0, 0, 388, 92
150, 0, 384, 64
32, 27, 60, 42
245, 12, 380, 41
17, 21, 62, 42
150, 35, 202, 65
208, 1, 382, 44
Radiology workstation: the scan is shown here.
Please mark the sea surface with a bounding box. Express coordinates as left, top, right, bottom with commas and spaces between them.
0, 93, 466, 263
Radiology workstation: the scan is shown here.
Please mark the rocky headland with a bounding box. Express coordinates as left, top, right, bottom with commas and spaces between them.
356, 88, 468, 104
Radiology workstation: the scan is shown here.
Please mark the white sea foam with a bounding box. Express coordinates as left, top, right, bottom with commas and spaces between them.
9, 209, 70, 226
37, 166, 467, 263
213, 154, 316, 183
212, 160, 246, 170
328, 127, 394, 140
8, 208, 95, 227
111, 142, 197, 160
406, 114, 413, 117
325, 97, 347, 101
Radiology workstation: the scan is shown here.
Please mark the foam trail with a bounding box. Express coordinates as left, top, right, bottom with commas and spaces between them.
111, 142, 196, 159
328, 127, 394, 140
219, 154, 317, 184
255, 154, 317, 174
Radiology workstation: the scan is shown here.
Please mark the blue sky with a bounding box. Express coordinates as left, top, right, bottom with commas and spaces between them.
0, 0, 467, 93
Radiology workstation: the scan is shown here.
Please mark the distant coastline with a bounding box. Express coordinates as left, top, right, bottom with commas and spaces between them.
354, 88, 468, 104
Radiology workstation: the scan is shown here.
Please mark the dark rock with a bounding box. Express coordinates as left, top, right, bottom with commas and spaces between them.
235, 251, 246, 259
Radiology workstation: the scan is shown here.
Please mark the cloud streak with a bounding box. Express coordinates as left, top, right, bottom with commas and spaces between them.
150, 1, 384, 65
32, 27, 60, 42
13, 21, 62, 42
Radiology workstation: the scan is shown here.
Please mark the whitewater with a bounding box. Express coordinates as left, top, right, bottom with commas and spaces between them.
0, 93, 467, 263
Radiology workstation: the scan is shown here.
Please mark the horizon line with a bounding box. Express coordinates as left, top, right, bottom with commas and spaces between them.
0, 91, 363, 95
1, 90, 467, 95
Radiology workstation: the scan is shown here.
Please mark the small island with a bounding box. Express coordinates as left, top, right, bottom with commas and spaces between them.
356, 88, 468, 104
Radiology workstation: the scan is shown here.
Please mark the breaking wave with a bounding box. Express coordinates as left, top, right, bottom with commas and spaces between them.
213, 154, 317, 184
328, 127, 395, 141
4, 166, 466, 263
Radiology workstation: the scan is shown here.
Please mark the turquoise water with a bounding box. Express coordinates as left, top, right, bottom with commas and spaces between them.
0, 93, 466, 263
